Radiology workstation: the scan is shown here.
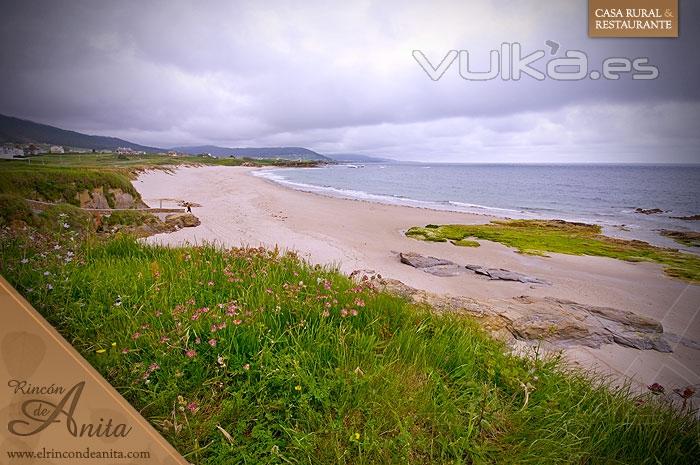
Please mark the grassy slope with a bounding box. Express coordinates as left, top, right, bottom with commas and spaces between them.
0, 153, 320, 203
0, 165, 141, 206
406, 220, 700, 283
0, 222, 698, 464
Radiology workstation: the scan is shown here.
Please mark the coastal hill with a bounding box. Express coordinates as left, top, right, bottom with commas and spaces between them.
173, 144, 331, 161
325, 153, 396, 163
0, 113, 161, 152
0, 114, 330, 161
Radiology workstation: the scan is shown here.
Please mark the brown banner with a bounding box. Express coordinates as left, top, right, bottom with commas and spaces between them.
0, 276, 188, 465
589, 0, 678, 37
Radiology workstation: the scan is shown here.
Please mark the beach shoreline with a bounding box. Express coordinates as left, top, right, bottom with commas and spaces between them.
134, 165, 700, 391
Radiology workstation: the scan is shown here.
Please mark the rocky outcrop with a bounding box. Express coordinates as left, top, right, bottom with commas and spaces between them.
670, 214, 700, 221
164, 213, 201, 229
399, 252, 548, 284
399, 252, 465, 277
76, 188, 146, 209
465, 264, 549, 284
659, 230, 700, 247
635, 208, 664, 215
352, 271, 692, 353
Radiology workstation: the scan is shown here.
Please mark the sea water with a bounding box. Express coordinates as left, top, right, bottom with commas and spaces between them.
254, 163, 700, 250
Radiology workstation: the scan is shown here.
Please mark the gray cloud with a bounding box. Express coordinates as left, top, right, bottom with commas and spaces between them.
0, 0, 698, 162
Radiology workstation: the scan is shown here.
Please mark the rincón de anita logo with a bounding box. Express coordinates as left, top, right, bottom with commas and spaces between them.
7, 379, 132, 438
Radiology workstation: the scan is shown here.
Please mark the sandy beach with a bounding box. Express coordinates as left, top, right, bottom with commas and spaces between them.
134, 166, 700, 390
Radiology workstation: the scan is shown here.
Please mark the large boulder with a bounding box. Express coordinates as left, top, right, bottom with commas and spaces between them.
164, 213, 201, 229
399, 252, 466, 276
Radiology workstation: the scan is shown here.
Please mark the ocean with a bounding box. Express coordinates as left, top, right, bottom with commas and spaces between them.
254, 163, 700, 250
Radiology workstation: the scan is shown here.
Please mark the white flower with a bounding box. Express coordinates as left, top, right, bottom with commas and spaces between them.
43, 271, 50, 276
20, 258, 29, 264
46, 284, 53, 290
63, 223, 70, 229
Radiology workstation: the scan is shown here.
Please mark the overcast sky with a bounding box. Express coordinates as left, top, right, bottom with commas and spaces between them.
1, 0, 699, 162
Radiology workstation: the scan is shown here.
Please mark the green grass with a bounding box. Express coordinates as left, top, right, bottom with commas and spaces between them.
0, 164, 141, 205
1, 222, 698, 464
1, 152, 322, 171
406, 220, 700, 283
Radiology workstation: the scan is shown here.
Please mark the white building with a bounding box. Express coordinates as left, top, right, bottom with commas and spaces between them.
0, 145, 24, 159
50, 145, 65, 154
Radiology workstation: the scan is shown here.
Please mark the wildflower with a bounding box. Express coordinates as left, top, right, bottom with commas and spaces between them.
321, 310, 330, 318
354, 432, 360, 440
149, 362, 160, 371
63, 223, 70, 229
354, 298, 365, 307
208, 281, 214, 286
111, 342, 117, 348
131, 332, 141, 340
673, 386, 696, 400
217, 355, 226, 367
186, 402, 198, 413
95, 348, 106, 354
340, 309, 348, 317
208, 338, 217, 347
233, 319, 242, 325
46, 284, 53, 290
43, 271, 51, 276
20, 258, 28, 264
155, 310, 163, 317
121, 348, 130, 354
185, 349, 197, 358
195, 337, 201, 344
294, 385, 302, 392
647, 383, 665, 395
159, 335, 170, 344
243, 363, 250, 371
